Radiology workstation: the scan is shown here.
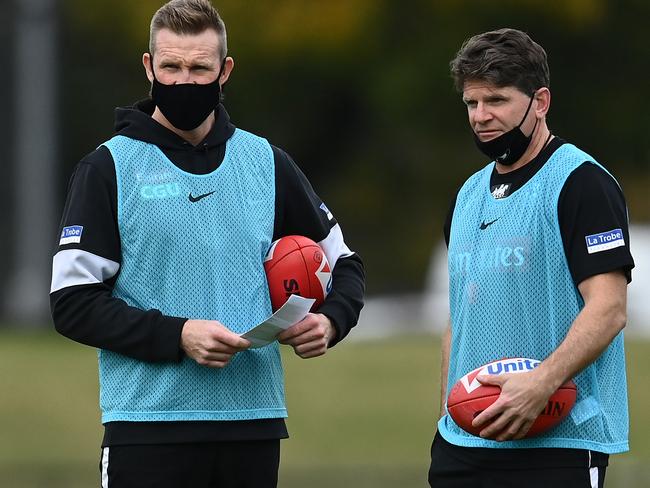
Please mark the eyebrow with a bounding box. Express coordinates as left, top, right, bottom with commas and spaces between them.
190, 61, 214, 69
156, 56, 215, 69
462, 93, 510, 104
486, 94, 509, 101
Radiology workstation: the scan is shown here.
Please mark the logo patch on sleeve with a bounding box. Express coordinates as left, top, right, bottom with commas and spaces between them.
319, 202, 334, 221
585, 228, 625, 254
60, 225, 84, 245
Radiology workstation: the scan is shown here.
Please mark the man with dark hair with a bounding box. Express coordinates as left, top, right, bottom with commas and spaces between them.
50, 1, 365, 486
429, 28, 634, 487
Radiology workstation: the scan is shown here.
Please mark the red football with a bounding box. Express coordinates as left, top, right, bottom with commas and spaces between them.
447, 358, 577, 438
264, 235, 332, 312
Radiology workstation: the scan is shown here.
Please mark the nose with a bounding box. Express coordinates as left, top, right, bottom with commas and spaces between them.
472, 102, 492, 125
176, 68, 194, 84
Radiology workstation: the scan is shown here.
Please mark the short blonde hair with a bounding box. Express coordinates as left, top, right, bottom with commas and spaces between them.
149, 0, 227, 59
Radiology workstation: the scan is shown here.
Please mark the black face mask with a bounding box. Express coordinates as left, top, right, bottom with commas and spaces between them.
149, 56, 225, 131
472, 94, 537, 166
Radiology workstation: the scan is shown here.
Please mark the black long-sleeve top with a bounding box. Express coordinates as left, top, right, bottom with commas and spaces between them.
50, 100, 365, 446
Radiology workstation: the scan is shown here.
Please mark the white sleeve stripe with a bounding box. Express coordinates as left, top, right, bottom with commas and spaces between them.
50, 249, 120, 293
318, 224, 354, 270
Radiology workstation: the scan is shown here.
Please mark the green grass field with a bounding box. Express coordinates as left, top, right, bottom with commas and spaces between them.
1, 330, 649, 487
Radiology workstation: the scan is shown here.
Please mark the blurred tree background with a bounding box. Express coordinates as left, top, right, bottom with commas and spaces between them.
60, 0, 649, 296
2, 0, 648, 318
1, 2, 649, 485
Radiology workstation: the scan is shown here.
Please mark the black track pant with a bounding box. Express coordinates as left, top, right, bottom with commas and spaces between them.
428, 432, 607, 488
99, 440, 280, 488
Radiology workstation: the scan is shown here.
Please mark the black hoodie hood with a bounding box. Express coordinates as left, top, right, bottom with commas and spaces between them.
112, 98, 236, 175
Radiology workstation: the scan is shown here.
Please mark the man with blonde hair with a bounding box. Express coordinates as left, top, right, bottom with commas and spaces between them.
50, 1, 365, 486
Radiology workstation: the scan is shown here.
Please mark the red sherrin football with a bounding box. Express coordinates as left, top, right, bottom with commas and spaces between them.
447, 358, 577, 438
264, 235, 332, 312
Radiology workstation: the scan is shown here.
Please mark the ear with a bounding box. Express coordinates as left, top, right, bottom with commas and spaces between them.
219, 57, 235, 86
534, 87, 551, 117
143, 52, 154, 83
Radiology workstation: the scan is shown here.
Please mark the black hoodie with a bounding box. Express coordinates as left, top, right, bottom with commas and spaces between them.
50, 100, 365, 445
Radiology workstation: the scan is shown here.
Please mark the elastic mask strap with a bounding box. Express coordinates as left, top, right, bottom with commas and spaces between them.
517, 93, 536, 129
148, 53, 159, 82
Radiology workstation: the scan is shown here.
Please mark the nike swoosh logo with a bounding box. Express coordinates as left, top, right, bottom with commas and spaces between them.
479, 218, 500, 230
188, 191, 216, 203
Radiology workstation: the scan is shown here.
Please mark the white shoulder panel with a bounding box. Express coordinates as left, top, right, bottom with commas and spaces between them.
318, 224, 354, 270
50, 249, 120, 293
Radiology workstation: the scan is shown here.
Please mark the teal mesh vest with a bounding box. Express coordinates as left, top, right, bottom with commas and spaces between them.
439, 144, 629, 453
99, 129, 286, 423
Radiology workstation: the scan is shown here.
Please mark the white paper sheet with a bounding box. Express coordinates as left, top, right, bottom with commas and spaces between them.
241, 295, 315, 348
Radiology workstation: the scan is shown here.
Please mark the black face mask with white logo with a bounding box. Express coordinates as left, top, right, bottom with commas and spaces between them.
149, 56, 225, 131
472, 94, 537, 166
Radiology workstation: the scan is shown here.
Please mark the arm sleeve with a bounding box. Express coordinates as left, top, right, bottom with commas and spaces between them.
272, 146, 365, 346
558, 162, 635, 286
49, 146, 187, 363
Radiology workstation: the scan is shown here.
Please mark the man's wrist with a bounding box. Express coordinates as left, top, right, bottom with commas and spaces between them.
319, 313, 338, 345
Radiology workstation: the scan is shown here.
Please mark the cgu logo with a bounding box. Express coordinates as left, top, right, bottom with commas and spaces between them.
140, 183, 181, 200
283, 279, 300, 298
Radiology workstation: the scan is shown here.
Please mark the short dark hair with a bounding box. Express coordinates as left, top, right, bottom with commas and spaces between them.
149, 0, 227, 60
450, 28, 550, 95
